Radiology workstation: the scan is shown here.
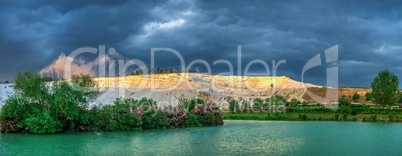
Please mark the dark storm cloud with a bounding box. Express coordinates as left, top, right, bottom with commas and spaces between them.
0, 0, 402, 87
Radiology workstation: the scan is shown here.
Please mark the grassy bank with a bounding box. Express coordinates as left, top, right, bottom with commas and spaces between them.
223, 113, 402, 122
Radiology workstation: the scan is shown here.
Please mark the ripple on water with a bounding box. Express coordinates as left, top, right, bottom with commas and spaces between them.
1, 121, 402, 155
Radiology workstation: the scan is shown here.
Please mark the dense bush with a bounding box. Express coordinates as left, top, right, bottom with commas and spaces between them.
140, 109, 169, 130
365, 92, 372, 101
183, 113, 201, 127
352, 93, 360, 102
198, 112, 216, 126
0, 71, 224, 134
192, 103, 224, 126
286, 107, 333, 114
298, 114, 307, 121
91, 101, 142, 131
371, 70, 400, 107
178, 98, 205, 112
162, 106, 188, 128
289, 99, 301, 107
0, 72, 98, 133
228, 99, 240, 113
25, 110, 62, 134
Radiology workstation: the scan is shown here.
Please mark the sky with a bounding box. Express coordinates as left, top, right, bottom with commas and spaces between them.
0, 0, 402, 87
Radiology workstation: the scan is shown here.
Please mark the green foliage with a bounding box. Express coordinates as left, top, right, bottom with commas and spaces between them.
342, 114, 348, 121
162, 106, 188, 128
371, 70, 400, 107
241, 100, 251, 113
180, 98, 205, 112
289, 99, 301, 107
389, 115, 394, 122
267, 95, 286, 106
298, 114, 307, 121
398, 95, 402, 104
0, 71, 223, 133
338, 105, 352, 114
91, 101, 142, 131
14, 71, 50, 105
183, 113, 201, 127
24, 110, 61, 134
334, 114, 340, 121
253, 98, 264, 108
351, 110, 358, 116
228, 99, 240, 113
0, 71, 98, 133
365, 92, 372, 101
0, 96, 30, 132
141, 109, 169, 130
352, 93, 360, 102
339, 96, 351, 107
198, 112, 215, 126
135, 97, 157, 107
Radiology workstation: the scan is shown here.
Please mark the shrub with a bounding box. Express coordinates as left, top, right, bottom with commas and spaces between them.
229, 100, 240, 113
365, 92, 372, 101
241, 100, 251, 113
334, 114, 340, 121
0, 71, 99, 133
351, 110, 358, 116
253, 98, 264, 111
352, 93, 360, 102
198, 112, 215, 126
0, 71, 223, 133
162, 106, 188, 128
91, 103, 142, 131
370, 115, 378, 121
141, 109, 169, 130
25, 111, 61, 134
389, 115, 394, 122
362, 116, 368, 122
289, 99, 301, 107
179, 98, 205, 112
298, 114, 307, 121
183, 113, 201, 127
0, 95, 41, 132
338, 105, 352, 114
342, 114, 348, 121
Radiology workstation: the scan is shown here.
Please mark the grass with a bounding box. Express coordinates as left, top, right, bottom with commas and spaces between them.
223, 113, 402, 122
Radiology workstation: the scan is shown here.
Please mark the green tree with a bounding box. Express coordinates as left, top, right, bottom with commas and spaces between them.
371, 70, 400, 108
0, 71, 99, 133
228, 100, 240, 113
365, 92, 372, 101
352, 93, 360, 102
289, 98, 301, 107
253, 98, 264, 110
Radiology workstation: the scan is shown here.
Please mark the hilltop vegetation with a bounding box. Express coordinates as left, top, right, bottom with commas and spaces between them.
224, 70, 402, 122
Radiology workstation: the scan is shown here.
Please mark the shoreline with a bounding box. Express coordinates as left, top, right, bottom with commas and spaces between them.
222, 113, 402, 123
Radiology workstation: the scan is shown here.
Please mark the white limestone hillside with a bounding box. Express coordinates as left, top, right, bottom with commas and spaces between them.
0, 73, 321, 107
0, 84, 14, 107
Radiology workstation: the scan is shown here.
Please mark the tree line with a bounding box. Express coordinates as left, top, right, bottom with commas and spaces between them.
129, 67, 197, 75
0, 71, 222, 134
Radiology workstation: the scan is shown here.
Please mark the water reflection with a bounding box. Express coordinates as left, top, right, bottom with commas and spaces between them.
1, 121, 401, 155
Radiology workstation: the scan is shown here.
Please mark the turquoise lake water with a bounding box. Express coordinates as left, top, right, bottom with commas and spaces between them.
1, 120, 401, 155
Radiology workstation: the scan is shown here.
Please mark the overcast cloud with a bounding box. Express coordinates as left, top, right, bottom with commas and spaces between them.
1, 0, 402, 87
